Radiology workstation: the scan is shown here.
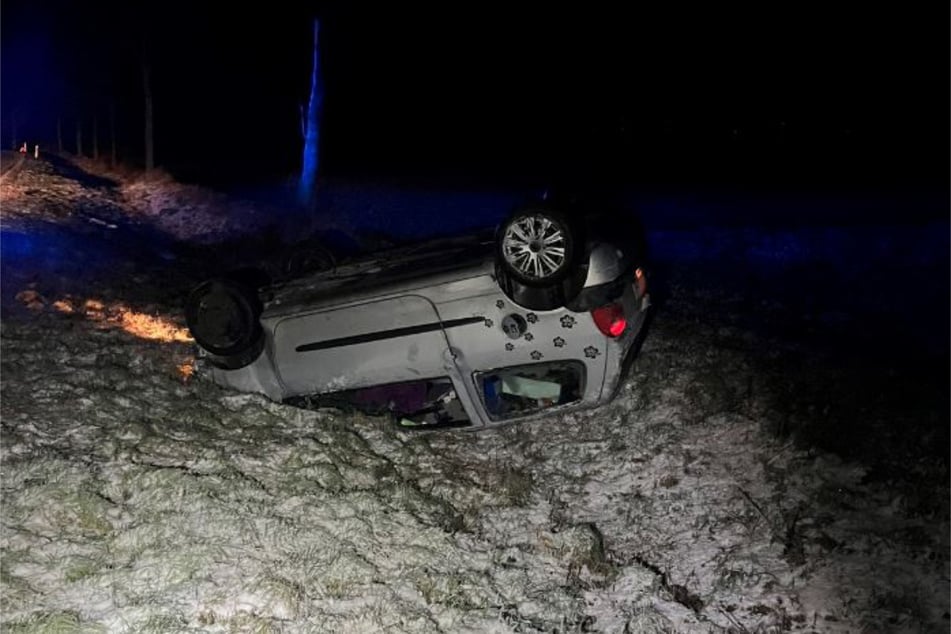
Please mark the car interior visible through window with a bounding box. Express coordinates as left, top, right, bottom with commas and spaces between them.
477, 361, 585, 421
285, 377, 470, 429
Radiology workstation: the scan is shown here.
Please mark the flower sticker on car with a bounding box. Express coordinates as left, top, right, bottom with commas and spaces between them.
526, 313, 538, 324
505, 342, 514, 351
553, 336, 565, 348
484, 318, 494, 328
584, 346, 600, 359
530, 351, 543, 360
524, 332, 534, 342
560, 315, 576, 328
496, 299, 505, 309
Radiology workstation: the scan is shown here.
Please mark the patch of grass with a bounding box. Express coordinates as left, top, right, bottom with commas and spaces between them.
564, 523, 619, 589
255, 573, 306, 618
73, 498, 113, 539
322, 577, 356, 599
2, 611, 104, 634
221, 612, 278, 634
495, 465, 535, 507
414, 571, 482, 610
684, 369, 743, 420
387, 477, 468, 533
63, 557, 102, 583
196, 610, 216, 626
0, 548, 31, 583
134, 613, 188, 634
868, 585, 935, 631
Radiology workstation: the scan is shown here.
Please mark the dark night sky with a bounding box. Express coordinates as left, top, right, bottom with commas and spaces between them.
2, 2, 948, 187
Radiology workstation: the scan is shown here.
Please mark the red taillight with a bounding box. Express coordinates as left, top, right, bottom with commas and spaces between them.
591, 302, 627, 338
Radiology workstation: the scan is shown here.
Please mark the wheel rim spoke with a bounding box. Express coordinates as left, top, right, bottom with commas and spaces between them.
531, 254, 543, 277
510, 250, 529, 268
539, 252, 560, 274
538, 217, 551, 239
511, 222, 532, 245
542, 229, 563, 246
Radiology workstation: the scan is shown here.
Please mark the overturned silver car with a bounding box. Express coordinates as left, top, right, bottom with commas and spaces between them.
185, 200, 651, 429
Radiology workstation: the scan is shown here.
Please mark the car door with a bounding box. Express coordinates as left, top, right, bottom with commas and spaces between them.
270, 294, 457, 396
437, 288, 609, 424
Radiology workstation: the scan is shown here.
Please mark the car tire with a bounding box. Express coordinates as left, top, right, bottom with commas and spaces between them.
497, 205, 579, 287
494, 204, 587, 311
185, 277, 264, 369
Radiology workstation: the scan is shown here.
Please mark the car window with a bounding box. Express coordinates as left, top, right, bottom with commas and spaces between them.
475, 361, 585, 421
285, 377, 470, 429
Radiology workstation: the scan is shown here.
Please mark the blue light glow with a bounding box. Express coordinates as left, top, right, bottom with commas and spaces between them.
1, 227, 129, 275
298, 20, 323, 208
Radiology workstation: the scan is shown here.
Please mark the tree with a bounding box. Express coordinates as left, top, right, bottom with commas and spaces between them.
76, 116, 83, 157
298, 19, 323, 209
9, 110, 18, 150
110, 102, 117, 166
92, 115, 100, 160
143, 63, 154, 170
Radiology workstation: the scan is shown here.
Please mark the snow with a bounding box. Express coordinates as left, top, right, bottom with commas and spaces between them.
1, 155, 948, 633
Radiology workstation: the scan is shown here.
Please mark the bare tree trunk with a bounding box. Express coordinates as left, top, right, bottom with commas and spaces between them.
57, 116, 63, 153
92, 115, 99, 160
76, 117, 83, 157
143, 64, 154, 170
110, 102, 117, 166
298, 19, 323, 210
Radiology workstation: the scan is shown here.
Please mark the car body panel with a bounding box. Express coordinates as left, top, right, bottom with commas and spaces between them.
271, 294, 453, 395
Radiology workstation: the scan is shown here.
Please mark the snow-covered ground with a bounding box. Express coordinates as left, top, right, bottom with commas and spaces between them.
1, 156, 948, 632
